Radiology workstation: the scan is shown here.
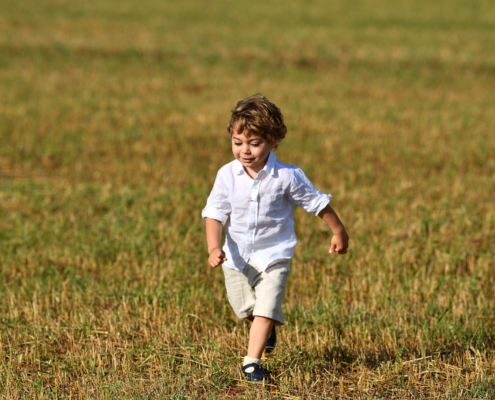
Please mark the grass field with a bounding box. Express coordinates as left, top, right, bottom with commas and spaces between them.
1, 0, 495, 398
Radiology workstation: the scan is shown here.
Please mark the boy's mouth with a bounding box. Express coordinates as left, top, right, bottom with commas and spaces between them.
241, 158, 254, 163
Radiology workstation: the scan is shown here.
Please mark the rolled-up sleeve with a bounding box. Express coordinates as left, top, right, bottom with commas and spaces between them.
288, 167, 331, 216
201, 171, 231, 225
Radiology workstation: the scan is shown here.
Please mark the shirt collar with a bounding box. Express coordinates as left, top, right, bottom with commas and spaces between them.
233, 150, 277, 177
264, 150, 277, 176
233, 159, 244, 175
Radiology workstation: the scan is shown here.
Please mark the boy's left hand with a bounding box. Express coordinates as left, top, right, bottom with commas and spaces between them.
329, 232, 349, 255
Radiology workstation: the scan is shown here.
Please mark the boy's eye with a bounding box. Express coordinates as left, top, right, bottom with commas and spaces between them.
234, 142, 241, 146
251, 143, 260, 147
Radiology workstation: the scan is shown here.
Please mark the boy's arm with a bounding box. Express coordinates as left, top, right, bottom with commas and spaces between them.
206, 217, 228, 268
318, 204, 349, 254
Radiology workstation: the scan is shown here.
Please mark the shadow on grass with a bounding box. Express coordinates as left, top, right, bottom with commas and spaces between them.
318, 334, 495, 371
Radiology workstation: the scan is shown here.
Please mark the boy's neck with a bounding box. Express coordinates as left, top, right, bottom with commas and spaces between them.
244, 155, 269, 179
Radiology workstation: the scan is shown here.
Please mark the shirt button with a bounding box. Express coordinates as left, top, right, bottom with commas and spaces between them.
251, 210, 255, 214
249, 230, 253, 234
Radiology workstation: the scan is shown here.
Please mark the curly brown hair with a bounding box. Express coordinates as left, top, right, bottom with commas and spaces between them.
227, 94, 287, 149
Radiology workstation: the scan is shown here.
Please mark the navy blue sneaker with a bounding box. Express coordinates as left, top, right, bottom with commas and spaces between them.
265, 326, 276, 354
242, 363, 270, 383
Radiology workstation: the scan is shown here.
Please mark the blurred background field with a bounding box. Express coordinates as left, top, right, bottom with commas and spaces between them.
1, 0, 494, 398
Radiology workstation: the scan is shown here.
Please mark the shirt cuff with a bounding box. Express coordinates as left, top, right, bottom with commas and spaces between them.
201, 207, 228, 225
313, 193, 332, 216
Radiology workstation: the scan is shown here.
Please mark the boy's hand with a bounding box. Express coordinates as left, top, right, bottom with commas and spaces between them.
329, 232, 349, 255
209, 248, 228, 268
318, 204, 349, 255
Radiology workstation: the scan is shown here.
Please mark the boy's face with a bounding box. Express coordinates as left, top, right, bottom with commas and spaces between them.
231, 127, 276, 177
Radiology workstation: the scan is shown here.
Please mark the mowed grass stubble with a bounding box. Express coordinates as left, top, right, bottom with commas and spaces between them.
0, 0, 494, 398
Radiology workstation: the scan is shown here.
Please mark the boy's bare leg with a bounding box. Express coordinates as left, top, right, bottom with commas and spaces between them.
247, 316, 275, 359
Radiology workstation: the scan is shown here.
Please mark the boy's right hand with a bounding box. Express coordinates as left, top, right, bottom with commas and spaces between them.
208, 248, 228, 268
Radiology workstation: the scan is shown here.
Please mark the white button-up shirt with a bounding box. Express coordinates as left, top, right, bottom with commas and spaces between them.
202, 151, 331, 272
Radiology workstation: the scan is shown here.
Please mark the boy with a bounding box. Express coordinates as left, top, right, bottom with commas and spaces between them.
202, 94, 349, 382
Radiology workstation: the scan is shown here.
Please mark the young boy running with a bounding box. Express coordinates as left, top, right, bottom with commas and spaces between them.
202, 94, 349, 382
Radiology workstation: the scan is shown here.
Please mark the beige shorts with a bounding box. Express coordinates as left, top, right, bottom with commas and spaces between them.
222, 259, 290, 326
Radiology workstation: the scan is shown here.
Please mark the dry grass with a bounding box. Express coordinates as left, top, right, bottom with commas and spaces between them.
1, 0, 494, 398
